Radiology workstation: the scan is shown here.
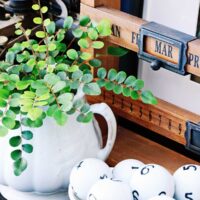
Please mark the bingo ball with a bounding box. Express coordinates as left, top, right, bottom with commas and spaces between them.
87, 179, 133, 200
112, 159, 144, 184
69, 158, 112, 200
148, 196, 175, 200
173, 164, 200, 200
130, 164, 175, 200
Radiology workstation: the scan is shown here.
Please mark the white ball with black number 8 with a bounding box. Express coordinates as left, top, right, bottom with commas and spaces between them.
69, 158, 112, 200
87, 179, 133, 200
130, 164, 175, 200
173, 164, 200, 200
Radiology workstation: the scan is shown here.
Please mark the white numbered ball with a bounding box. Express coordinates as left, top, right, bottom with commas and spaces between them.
173, 164, 200, 200
87, 179, 133, 200
112, 159, 144, 183
130, 164, 175, 200
148, 196, 175, 200
69, 158, 112, 200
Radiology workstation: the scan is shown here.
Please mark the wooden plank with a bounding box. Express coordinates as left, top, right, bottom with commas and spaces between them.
87, 90, 200, 145
107, 126, 200, 173
81, 4, 145, 52
81, 0, 120, 8
81, 3, 200, 77
81, 0, 104, 7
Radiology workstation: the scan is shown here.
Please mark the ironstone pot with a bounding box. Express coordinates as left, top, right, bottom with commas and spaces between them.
0, 89, 117, 200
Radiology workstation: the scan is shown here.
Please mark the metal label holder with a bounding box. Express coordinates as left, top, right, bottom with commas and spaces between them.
138, 22, 196, 75
185, 121, 200, 155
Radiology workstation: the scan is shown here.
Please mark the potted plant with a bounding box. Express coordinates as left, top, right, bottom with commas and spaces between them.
0, 1, 157, 200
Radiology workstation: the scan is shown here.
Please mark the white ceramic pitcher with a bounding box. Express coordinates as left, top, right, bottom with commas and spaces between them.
0, 90, 117, 200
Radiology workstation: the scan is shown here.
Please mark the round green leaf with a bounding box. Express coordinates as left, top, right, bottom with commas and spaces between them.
11, 150, 22, 161
16, 81, 31, 90
133, 79, 144, 91
80, 52, 92, 60
63, 16, 73, 29
77, 111, 93, 123
83, 83, 101, 95
78, 39, 89, 49
89, 59, 102, 68
72, 28, 83, 38
32, 4, 40, 10
22, 144, 33, 153
81, 74, 93, 83
46, 22, 56, 35
47, 104, 58, 117
33, 17, 42, 25
44, 18, 51, 26
79, 15, 91, 26
96, 19, 112, 36
105, 81, 115, 91
92, 41, 104, 49
22, 130, 33, 140
131, 90, 139, 100
48, 43, 57, 51
113, 84, 123, 94
9, 136, 22, 147
15, 29, 23, 36
67, 49, 78, 60
67, 65, 79, 73
0, 126, 8, 137
80, 103, 90, 113
107, 46, 128, 57
108, 69, 117, 81
88, 28, 98, 40
53, 110, 68, 126
97, 67, 107, 79
2, 117, 16, 129
36, 31, 46, 38
41, 6, 48, 13
0, 98, 7, 107
0, 88, 9, 99
124, 76, 136, 87
14, 158, 27, 176
116, 71, 127, 84
122, 87, 131, 97
28, 107, 43, 121
52, 81, 66, 93
141, 90, 158, 105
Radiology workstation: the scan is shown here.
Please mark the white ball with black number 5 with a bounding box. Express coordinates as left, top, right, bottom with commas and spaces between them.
173, 164, 200, 200
87, 179, 133, 200
69, 158, 112, 200
112, 159, 144, 184
148, 196, 175, 200
130, 164, 175, 200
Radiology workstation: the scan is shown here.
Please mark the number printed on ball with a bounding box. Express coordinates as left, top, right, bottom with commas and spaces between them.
130, 164, 175, 200
173, 164, 200, 200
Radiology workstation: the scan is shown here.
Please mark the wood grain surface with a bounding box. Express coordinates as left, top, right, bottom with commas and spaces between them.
107, 126, 199, 173
81, 3, 200, 76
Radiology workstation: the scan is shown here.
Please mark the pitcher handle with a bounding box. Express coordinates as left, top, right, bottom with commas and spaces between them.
90, 103, 117, 161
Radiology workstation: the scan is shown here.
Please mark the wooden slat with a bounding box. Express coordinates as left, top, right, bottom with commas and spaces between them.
81, 3, 200, 77
81, 0, 120, 8
81, 0, 104, 7
107, 126, 200, 173
87, 90, 200, 145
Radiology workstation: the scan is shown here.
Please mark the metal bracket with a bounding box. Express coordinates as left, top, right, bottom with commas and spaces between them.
138, 22, 196, 75
185, 121, 200, 155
